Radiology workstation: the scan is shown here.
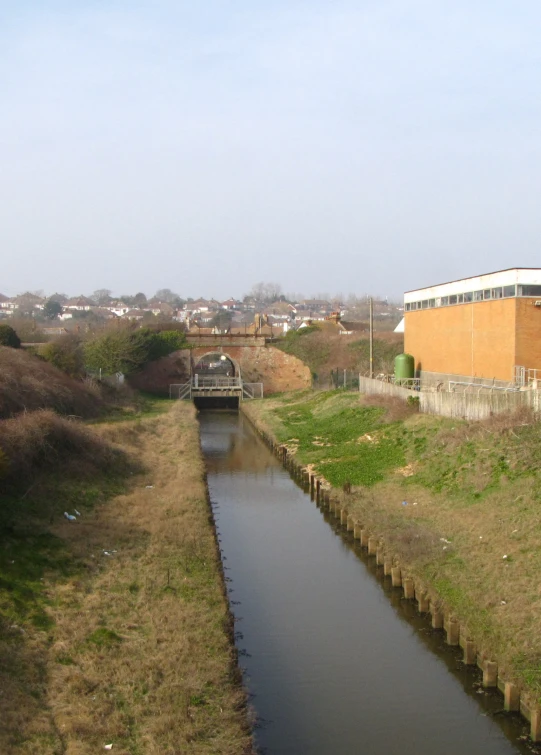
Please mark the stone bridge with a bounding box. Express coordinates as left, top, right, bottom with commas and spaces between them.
129, 341, 312, 396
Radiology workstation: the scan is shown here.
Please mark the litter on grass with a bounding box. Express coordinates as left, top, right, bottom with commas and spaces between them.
63, 512, 76, 521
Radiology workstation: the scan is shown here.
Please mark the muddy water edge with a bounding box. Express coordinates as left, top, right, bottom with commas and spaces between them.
199, 409, 538, 755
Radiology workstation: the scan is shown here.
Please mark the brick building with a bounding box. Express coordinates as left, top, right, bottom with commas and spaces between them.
404, 268, 541, 384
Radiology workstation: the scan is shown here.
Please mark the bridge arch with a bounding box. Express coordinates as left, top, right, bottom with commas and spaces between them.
192, 351, 241, 380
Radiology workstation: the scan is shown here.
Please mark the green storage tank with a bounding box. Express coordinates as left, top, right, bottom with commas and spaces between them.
394, 353, 415, 382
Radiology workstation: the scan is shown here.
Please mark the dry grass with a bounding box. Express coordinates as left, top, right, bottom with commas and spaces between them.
0, 346, 104, 419
0, 409, 121, 481
244, 390, 541, 704
0, 403, 252, 754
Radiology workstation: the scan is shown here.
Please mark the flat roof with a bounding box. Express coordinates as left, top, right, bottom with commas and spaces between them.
405, 268, 541, 295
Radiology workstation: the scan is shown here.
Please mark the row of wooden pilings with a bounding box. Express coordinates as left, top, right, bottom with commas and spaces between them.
256, 432, 541, 742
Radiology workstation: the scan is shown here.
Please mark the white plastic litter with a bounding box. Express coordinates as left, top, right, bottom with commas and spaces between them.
104, 746, 113, 751
64, 512, 76, 521
74, 509, 81, 517
503, 554, 508, 559
145, 485, 154, 489
103, 551, 112, 556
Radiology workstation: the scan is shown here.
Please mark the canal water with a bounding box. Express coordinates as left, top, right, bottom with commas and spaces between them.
199, 411, 535, 755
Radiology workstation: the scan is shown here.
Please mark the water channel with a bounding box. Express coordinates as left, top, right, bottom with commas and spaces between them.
199, 410, 536, 755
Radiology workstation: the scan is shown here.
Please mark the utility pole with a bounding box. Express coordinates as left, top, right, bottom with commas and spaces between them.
369, 297, 374, 379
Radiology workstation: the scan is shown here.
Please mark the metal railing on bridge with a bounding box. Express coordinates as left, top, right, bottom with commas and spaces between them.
169, 378, 263, 400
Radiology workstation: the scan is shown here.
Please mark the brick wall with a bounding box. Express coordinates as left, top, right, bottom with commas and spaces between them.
130, 345, 311, 395
405, 299, 517, 381
515, 298, 541, 371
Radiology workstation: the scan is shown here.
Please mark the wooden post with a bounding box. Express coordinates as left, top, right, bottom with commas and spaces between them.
376, 547, 385, 565
463, 639, 476, 665
391, 567, 402, 588
368, 537, 378, 556
353, 523, 362, 539
504, 682, 520, 712
531, 710, 541, 742
383, 559, 393, 576
369, 297, 374, 379
483, 661, 498, 688
402, 577, 415, 599
416, 590, 430, 613
431, 610, 444, 630
446, 618, 460, 646
316, 479, 321, 502
360, 529, 369, 547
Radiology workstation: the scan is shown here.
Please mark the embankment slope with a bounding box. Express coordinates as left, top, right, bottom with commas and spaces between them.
0, 403, 252, 754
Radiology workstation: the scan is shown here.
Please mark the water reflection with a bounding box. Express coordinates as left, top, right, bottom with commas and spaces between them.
200, 411, 536, 755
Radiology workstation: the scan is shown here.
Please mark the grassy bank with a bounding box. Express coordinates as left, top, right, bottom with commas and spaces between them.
0, 403, 252, 754
243, 390, 541, 706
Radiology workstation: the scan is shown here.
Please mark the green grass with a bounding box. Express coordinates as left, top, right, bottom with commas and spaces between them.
273, 391, 406, 486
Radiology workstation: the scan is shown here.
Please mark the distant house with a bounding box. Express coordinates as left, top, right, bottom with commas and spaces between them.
263, 301, 296, 320
148, 301, 174, 317
123, 309, 145, 321
338, 321, 368, 335
220, 298, 240, 310
104, 301, 131, 317
65, 295, 95, 311
12, 292, 45, 311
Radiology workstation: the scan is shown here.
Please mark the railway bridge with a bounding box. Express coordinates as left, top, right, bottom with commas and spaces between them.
129, 334, 312, 403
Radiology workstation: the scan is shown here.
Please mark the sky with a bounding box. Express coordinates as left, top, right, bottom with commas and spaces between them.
1, 1, 540, 301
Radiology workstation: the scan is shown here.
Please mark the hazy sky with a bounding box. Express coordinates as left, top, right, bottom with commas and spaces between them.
1, 1, 540, 300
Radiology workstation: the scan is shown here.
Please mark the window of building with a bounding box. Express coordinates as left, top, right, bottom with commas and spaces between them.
518, 285, 541, 296
503, 285, 516, 297
483, 289, 491, 300
428, 298, 435, 307
421, 299, 428, 309
491, 287, 503, 299
440, 296, 449, 306
449, 295, 457, 305
464, 291, 473, 302
405, 303, 411, 311
457, 293, 464, 303
473, 290, 483, 301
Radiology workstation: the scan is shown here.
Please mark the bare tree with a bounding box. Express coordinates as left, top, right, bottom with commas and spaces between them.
92, 288, 113, 305
248, 282, 283, 304
154, 288, 181, 305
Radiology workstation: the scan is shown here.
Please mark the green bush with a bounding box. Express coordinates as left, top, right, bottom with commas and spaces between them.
84, 327, 187, 376
0, 324, 21, 348
41, 334, 84, 376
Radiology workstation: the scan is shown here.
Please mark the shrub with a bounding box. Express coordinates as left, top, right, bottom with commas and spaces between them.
41, 334, 84, 377
0, 346, 104, 419
145, 329, 187, 360
84, 329, 150, 376
0, 409, 121, 480
0, 324, 21, 348
84, 327, 187, 376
